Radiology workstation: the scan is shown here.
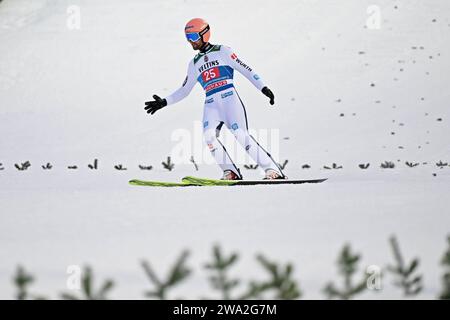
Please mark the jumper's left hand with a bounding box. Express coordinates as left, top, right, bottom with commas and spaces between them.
262, 86, 275, 105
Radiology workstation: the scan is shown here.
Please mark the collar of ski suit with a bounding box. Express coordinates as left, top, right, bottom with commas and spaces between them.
199, 43, 214, 54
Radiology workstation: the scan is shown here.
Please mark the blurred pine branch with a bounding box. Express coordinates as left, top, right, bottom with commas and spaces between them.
141, 250, 191, 300
323, 244, 368, 299
387, 236, 423, 297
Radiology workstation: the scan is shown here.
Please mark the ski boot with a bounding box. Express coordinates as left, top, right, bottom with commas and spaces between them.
264, 169, 287, 180
221, 169, 242, 180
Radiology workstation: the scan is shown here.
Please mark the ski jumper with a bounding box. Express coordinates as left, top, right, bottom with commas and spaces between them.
164, 44, 284, 176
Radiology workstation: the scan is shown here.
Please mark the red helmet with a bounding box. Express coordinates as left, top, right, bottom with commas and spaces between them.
184, 18, 211, 43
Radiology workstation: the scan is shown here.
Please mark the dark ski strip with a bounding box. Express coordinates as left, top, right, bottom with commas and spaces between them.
181, 176, 328, 186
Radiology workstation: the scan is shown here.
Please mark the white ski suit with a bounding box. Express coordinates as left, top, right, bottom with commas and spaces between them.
165, 44, 284, 177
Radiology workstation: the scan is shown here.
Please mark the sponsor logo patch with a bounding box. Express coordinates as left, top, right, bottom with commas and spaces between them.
205, 97, 214, 104
198, 60, 219, 73
236, 58, 252, 72
221, 91, 233, 99
205, 80, 227, 92
231, 123, 239, 130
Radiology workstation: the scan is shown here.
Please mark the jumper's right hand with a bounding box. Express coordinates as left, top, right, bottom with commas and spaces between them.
144, 95, 167, 115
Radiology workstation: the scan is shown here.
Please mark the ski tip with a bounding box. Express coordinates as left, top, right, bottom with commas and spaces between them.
129, 179, 147, 185
129, 179, 150, 186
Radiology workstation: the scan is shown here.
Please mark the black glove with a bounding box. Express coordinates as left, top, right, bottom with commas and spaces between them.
144, 95, 167, 115
261, 86, 275, 105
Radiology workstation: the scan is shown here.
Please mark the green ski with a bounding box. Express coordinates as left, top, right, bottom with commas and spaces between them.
181, 176, 328, 186
129, 179, 200, 187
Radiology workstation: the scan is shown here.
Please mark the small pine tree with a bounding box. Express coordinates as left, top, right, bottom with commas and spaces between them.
323, 244, 368, 299
387, 236, 423, 296
162, 156, 175, 171
190, 156, 199, 171
13, 265, 34, 300
205, 245, 240, 300
141, 250, 191, 300
60, 266, 114, 300
257, 254, 301, 299
439, 236, 450, 299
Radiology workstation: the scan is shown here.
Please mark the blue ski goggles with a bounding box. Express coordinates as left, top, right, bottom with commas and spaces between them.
185, 32, 201, 42
185, 25, 210, 42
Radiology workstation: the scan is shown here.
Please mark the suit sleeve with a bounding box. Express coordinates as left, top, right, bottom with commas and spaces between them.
222, 46, 266, 91
165, 61, 197, 105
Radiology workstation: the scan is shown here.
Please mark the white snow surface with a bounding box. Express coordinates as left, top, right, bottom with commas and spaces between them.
0, 0, 449, 299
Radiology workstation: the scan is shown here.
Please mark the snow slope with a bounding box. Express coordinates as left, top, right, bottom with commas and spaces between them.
0, 0, 449, 299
